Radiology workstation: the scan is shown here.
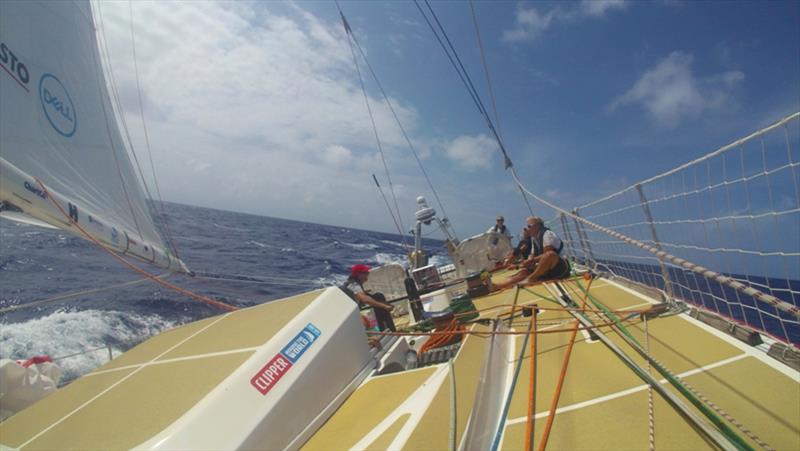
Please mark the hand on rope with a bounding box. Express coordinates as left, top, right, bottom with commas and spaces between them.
35, 178, 238, 312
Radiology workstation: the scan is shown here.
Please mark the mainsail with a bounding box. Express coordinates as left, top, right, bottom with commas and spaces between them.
0, 1, 187, 272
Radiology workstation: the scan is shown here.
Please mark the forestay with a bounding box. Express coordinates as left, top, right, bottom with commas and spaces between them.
0, 1, 186, 271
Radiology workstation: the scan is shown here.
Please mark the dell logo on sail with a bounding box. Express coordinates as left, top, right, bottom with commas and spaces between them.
39, 74, 77, 137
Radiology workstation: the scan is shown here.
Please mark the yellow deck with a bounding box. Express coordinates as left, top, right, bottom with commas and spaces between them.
0, 289, 322, 450
1, 275, 798, 451
498, 277, 799, 450
303, 273, 799, 450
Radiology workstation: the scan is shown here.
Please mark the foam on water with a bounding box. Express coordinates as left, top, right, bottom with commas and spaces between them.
379, 239, 408, 249
336, 241, 379, 251
1, 202, 451, 382
372, 252, 407, 266
0, 309, 179, 383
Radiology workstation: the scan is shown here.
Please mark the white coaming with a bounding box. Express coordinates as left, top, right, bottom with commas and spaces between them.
134, 287, 373, 451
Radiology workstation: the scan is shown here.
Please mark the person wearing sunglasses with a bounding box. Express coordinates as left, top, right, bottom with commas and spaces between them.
492, 216, 570, 291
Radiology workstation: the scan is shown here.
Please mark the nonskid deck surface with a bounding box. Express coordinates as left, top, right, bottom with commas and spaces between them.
1, 277, 797, 450
496, 277, 799, 451
305, 273, 799, 450
0, 290, 323, 450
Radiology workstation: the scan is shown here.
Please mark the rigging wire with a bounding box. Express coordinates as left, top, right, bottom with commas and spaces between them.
35, 178, 238, 312
414, 0, 513, 170
87, 3, 146, 242
416, 0, 536, 215
416, 0, 800, 327
468, 0, 503, 141
373, 174, 411, 250
336, 2, 457, 239
95, 2, 181, 260
191, 271, 326, 287
0, 274, 170, 315
340, 11, 408, 244
128, 1, 182, 260
468, 1, 535, 216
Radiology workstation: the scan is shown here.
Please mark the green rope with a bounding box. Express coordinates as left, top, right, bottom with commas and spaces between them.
572, 280, 755, 451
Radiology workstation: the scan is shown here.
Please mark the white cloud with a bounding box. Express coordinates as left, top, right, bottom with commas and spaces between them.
321, 145, 354, 166
503, 5, 557, 43
608, 51, 744, 127
503, 1, 627, 43
445, 135, 496, 171
95, 1, 422, 230
581, 0, 627, 17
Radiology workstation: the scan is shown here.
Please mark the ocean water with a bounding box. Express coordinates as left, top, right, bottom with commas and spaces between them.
0, 202, 448, 383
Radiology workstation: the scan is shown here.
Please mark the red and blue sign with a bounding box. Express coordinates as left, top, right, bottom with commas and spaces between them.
250, 323, 321, 396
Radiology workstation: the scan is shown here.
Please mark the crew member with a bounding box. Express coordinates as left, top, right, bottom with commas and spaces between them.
340, 264, 396, 331
487, 215, 513, 240
492, 216, 570, 290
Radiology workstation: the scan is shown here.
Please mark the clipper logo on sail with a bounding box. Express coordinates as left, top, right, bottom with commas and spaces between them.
250, 323, 322, 396
39, 74, 76, 137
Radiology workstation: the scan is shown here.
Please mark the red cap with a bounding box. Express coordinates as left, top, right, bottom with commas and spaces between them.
350, 264, 371, 277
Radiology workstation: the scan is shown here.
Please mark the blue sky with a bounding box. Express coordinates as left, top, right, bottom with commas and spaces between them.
99, 0, 799, 242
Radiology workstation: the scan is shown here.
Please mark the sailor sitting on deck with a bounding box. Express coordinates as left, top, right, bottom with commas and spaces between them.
340, 264, 396, 332
491, 216, 570, 291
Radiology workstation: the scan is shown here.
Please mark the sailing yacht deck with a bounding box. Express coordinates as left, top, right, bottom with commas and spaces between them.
0, 290, 323, 450
1, 276, 797, 450
303, 274, 799, 450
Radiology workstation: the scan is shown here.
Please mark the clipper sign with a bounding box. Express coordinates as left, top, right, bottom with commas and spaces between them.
250, 323, 322, 396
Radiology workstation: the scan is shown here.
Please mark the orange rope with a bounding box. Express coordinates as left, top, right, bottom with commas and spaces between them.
538, 277, 594, 451
418, 319, 463, 357
35, 178, 238, 312
524, 308, 538, 451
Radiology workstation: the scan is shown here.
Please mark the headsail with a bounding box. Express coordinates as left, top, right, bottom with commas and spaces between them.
0, 1, 187, 272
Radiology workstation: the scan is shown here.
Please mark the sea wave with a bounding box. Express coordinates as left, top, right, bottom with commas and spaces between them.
0, 202, 450, 382
335, 240, 379, 251
0, 309, 179, 383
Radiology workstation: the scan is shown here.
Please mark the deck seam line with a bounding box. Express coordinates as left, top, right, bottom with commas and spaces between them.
678, 312, 800, 380
85, 346, 260, 377
601, 279, 797, 379
505, 353, 748, 426
18, 312, 232, 449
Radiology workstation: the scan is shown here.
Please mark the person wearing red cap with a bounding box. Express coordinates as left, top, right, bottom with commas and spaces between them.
340, 264, 396, 331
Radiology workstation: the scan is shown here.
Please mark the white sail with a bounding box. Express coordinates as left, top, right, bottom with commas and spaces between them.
0, 1, 186, 272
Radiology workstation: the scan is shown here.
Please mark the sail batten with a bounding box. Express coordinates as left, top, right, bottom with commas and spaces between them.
0, 0, 187, 273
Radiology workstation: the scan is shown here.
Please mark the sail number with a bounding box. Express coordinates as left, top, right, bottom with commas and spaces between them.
0, 42, 30, 86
